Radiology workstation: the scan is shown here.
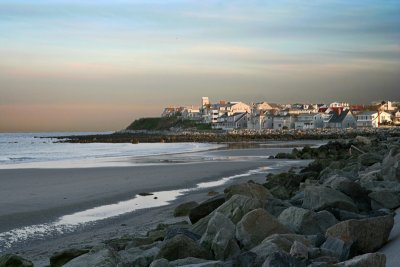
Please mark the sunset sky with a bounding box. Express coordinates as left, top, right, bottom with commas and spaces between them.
1, 0, 399, 132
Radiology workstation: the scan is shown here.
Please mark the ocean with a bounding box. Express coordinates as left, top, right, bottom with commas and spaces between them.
0, 132, 222, 169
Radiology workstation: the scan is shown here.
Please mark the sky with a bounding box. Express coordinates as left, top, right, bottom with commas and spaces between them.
0, 0, 399, 132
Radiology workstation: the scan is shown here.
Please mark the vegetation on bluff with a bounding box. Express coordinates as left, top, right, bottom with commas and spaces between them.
126, 117, 212, 131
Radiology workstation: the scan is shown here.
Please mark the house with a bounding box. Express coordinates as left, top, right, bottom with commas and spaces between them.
393, 111, 400, 125
326, 109, 357, 129
273, 115, 295, 130
161, 107, 184, 117
213, 113, 248, 130
203, 101, 251, 124
356, 111, 392, 128
182, 106, 201, 120
295, 113, 324, 129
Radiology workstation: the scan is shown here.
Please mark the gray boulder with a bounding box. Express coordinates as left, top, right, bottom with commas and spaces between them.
236, 208, 291, 250
174, 201, 199, 217
189, 195, 225, 224
369, 190, 400, 209
358, 153, 383, 167
119, 247, 160, 267
262, 251, 307, 267
355, 136, 371, 146
325, 215, 394, 254
62, 248, 120, 267
381, 146, 400, 181
265, 198, 292, 217
320, 237, 351, 262
278, 207, 334, 235
290, 241, 309, 259
164, 228, 200, 242
0, 254, 33, 267
302, 186, 358, 212
50, 248, 90, 267
150, 258, 170, 267
335, 252, 386, 267
191, 195, 264, 235
200, 212, 240, 260
224, 182, 273, 201
170, 257, 223, 266
156, 234, 212, 261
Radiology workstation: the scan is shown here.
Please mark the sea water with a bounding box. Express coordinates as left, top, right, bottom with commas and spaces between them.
0, 132, 222, 169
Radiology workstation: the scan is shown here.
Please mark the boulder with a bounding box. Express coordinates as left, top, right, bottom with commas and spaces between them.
191, 195, 264, 235
230, 252, 257, 267
302, 186, 358, 212
150, 258, 170, 267
335, 252, 386, 267
278, 207, 338, 235
262, 251, 307, 267
164, 228, 200, 242
368, 190, 400, 209
189, 195, 225, 224
169, 257, 223, 266
62, 248, 120, 267
236, 208, 291, 250
174, 201, 199, 217
0, 254, 33, 267
320, 237, 351, 262
200, 212, 240, 260
119, 247, 160, 267
50, 248, 90, 267
265, 172, 305, 199
224, 182, 273, 201
381, 146, 400, 181
355, 136, 371, 146
265, 198, 292, 217
156, 234, 212, 261
358, 153, 383, 167
325, 215, 394, 254
290, 241, 308, 259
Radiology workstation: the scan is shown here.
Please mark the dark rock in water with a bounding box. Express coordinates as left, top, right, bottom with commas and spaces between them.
189, 194, 225, 224
156, 234, 212, 261
0, 254, 33, 267
50, 248, 90, 267
262, 251, 307, 267
335, 252, 386, 267
381, 146, 400, 181
325, 215, 394, 254
174, 201, 199, 217
164, 228, 200, 242
138, 192, 154, 196
236, 208, 292, 250
224, 182, 273, 201
302, 186, 358, 213
368, 190, 400, 210
320, 237, 351, 262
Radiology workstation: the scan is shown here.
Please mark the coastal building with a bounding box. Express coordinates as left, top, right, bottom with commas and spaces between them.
161, 106, 185, 117
294, 113, 324, 129
181, 106, 201, 120
394, 111, 400, 125
326, 109, 357, 129
272, 115, 295, 130
213, 113, 248, 130
356, 111, 392, 128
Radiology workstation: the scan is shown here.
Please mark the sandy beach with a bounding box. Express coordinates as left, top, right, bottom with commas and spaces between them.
0, 145, 312, 266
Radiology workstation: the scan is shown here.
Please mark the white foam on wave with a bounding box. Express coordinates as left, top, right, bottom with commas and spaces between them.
0, 165, 272, 251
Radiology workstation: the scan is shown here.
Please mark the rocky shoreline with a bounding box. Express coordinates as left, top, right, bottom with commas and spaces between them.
51, 128, 399, 144
2, 133, 400, 267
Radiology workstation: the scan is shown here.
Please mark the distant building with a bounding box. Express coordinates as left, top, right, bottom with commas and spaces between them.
273, 115, 295, 130
161, 107, 184, 117
213, 113, 248, 130
295, 113, 324, 129
326, 109, 357, 129
356, 111, 392, 128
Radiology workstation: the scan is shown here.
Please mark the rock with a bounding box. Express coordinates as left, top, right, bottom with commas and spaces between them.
355, 136, 371, 146
189, 195, 225, 224
290, 241, 308, 259
262, 251, 307, 267
325, 215, 394, 254
265, 198, 292, 217
251, 234, 311, 266
320, 237, 351, 261
150, 258, 170, 267
358, 153, 383, 167
265, 172, 305, 199
335, 252, 386, 267
224, 182, 273, 201
147, 229, 166, 242
119, 247, 160, 267
50, 248, 90, 267
0, 254, 33, 267
156, 234, 212, 261
315, 211, 339, 233
236, 208, 291, 250
381, 146, 400, 181
289, 192, 304, 207
302, 186, 358, 212
200, 212, 239, 260
324, 176, 367, 200
230, 252, 257, 267
326, 208, 367, 221
369, 190, 400, 209
62, 248, 120, 267
174, 201, 199, 217
191, 195, 264, 235
278, 207, 321, 235
170, 257, 222, 266
164, 228, 200, 242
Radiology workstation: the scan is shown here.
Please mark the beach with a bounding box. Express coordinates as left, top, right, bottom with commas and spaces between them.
0, 143, 313, 266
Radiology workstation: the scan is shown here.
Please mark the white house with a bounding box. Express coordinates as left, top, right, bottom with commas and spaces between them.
273, 115, 296, 130
295, 113, 324, 129
356, 111, 392, 128
394, 111, 400, 125
213, 113, 248, 130
326, 110, 357, 129
182, 106, 201, 120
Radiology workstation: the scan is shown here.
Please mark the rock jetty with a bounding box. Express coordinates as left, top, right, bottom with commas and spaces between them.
2, 133, 400, 267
